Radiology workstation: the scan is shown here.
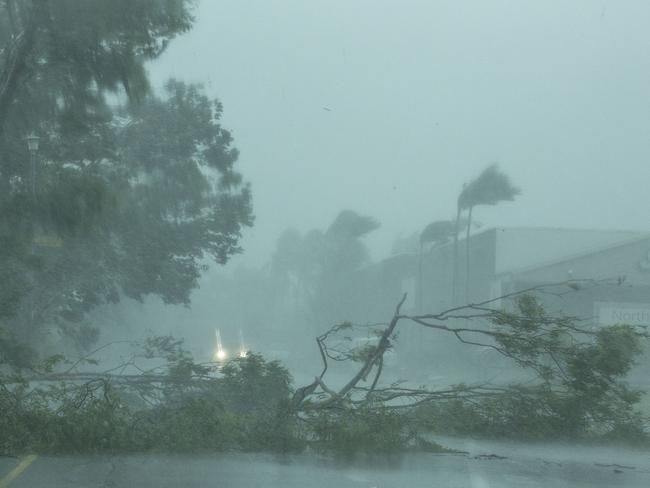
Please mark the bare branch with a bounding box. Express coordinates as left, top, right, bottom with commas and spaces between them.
333, 293, 407, 400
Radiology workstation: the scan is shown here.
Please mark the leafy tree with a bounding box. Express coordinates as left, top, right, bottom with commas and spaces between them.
419, 220, 454, 249
271, 210, 379, 329
1, 79, 252, 350
324, 210, 379, 274
326, 209, 379, 240
0, 2, 254, 353
0, 0, 194, 135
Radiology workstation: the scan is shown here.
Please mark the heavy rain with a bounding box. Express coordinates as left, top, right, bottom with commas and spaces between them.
1, 1, 649, 487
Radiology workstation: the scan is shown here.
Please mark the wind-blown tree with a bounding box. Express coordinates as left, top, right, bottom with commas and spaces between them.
0, 0, 194, 135
1, 79, 252, 350
324, 210, 380, 274
0, 1, 255, 353
452, 164, 520, 303
419, 220, 455, 250
0, 0, 197, 305
271, 210, 380, 330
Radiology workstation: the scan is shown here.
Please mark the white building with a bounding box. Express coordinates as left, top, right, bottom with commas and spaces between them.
347, 227, 650, 381
415, 227, 650, 326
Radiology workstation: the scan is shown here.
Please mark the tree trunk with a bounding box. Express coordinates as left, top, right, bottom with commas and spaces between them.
465, 205, 473, 303
418, 242, 423, 312
452, 205, 462, 305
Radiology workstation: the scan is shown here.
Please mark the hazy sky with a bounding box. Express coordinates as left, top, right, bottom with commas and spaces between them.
148, 0, 650, 267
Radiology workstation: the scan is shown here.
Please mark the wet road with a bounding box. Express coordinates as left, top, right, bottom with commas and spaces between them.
1, 439, 648, 487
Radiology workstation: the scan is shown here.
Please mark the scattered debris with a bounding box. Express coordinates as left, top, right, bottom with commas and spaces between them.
594, 463, 636, 470
473, 454, 508, 460
541, 460, 563, 466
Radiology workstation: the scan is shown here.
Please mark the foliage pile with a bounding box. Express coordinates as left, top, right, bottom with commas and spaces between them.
0, 339, 299, 455
417, 319, 649, 441
0, 335, 448, 457
309, 407, 413, 457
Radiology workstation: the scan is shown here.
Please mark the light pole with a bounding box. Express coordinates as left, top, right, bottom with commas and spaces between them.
25, 133, 40, 331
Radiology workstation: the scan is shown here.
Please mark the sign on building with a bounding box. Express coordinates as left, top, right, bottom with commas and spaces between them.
595, 302, 650, 327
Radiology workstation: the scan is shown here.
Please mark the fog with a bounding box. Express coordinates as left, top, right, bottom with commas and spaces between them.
2, 1, 650, 485
130, 0, 650, 378
151, 0, 650, 267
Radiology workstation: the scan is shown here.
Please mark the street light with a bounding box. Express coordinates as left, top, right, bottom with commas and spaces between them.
26, 132, 40, 153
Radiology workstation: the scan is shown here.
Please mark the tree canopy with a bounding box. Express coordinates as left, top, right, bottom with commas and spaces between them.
270, 210, 380, 329
419, 220, 454, 247
0, 1, 253, 351
457, 164, 520, 211
0, 0, 194, 134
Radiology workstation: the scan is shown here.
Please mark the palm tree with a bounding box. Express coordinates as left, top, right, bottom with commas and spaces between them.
457, 164, 520, 303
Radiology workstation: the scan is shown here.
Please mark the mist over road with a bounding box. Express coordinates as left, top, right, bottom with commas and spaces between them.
2, 439, 648, 488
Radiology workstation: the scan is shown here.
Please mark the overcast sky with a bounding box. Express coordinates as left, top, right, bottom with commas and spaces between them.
148, 0, 650, 267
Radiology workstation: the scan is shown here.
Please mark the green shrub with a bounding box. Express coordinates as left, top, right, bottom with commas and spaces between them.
310, 407, 410, 456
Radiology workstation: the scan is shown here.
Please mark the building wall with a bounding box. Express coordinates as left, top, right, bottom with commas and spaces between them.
419, 229, 497, 312
502, 237, 650, 325
412, 229, 650, 319
339, 229, 650, 380
414, 227, 633, 311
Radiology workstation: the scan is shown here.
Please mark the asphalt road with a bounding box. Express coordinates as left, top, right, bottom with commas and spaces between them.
1, 439, 649, 487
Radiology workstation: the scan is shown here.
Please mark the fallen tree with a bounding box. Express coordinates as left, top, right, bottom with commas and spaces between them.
291, 279, 649, 441
1, 280, 648, 455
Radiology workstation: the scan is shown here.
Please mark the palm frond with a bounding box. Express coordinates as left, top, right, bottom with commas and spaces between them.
458, 164, 520, 210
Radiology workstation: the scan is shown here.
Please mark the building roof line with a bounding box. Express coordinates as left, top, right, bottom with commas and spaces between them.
488, 226, 646, 234
421, 226, 644, 258
495, 232, 650, 278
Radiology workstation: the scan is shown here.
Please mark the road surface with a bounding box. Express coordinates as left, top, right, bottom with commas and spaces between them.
1, 438, 649, 487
